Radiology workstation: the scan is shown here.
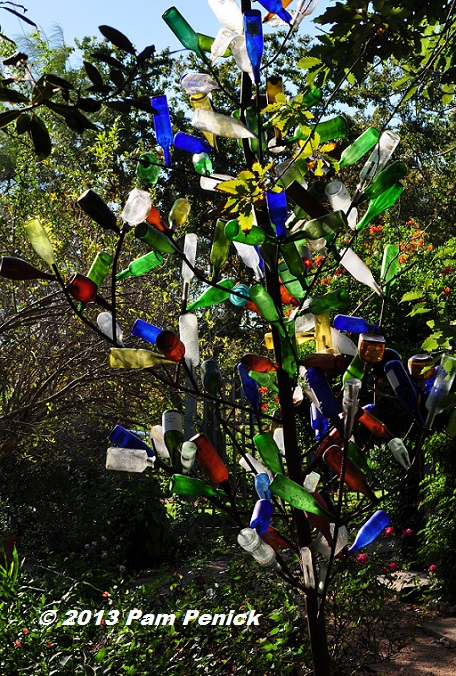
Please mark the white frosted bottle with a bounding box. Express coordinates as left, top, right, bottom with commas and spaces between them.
106, 447, 154, 472
179, 313, 200, 368
97, 312, 124, 346
150, 425, 170, 459
237, 528, 281, 570
339, 248, 383, 297
208, 0, 244, 35
121, 188, 151, 225
325, 180, 358, 230
192, 108, 256, 140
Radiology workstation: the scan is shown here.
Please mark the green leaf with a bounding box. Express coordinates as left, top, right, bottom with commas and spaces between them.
109, 69, 125, 88
0, 109, 22, 128
98, 26, 136, 55
402, 84, 418, 103
407, 306, 432, 317
0, 88, 28, 103
90, 51, 125, 70
401, 290, 424, 302
29, 114, 51, 159
297, 56, 321, 70
83, 61, 104, 87
43, 74, 74, 90
16, 113, 30, 134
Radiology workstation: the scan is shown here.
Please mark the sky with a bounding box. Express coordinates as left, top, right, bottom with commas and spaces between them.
0, 0, 330, 60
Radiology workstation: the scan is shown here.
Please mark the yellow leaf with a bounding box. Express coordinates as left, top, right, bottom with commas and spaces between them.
239, 211, 254, 231
216, 179, 240, 194
320, 142, 337, 153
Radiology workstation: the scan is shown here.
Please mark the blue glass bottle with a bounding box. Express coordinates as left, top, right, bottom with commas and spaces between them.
255, 473, 272, 501
347, 510, 390, 554
310, 403, 329, 441
256, 0, 292, 24
150, 95, 173, 167
109, 425, 164, 466
131, 318, 162, 345
266, 189, 288, 239
238, 363, 260, 412
334, 314, 381, 334
250, 499, 274, 535
384, 360, 425, 428
243, 10, 264, 85
305, 368, 343, 433
173, 131, 213, 156
229, 283, 250, 307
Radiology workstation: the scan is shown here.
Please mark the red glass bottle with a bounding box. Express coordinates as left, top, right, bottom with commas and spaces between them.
303, 353, 346, 375
66, 273, 98, 303
322, 445, 377, 502
0, 256, 56, 281
355, 407, 393, 440
145, 205, 170, 233
155, 330, 186, 361
241, 354, 278, 373
190, 433, 229, 485
261, 525, 292, 551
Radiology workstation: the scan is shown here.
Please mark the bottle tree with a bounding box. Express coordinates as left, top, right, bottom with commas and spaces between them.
2, 2, 455, 674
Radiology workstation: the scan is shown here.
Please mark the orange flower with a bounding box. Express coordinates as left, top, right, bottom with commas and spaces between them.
261, 403, 269, 410
258, 387, 268, 394
398, 254, 408, 264
442, 286, 451, 297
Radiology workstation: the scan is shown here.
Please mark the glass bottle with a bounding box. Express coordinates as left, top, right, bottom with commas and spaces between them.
190, 432, 229, 485
229, 283, 250, 307
77, 189, 120, 234
181, 440, 197, 474
197, 31, 233, 56
248, 370, 279, 392
314, 313, 333, 354
407, 353, 435, 384
384, 360, 425, 427
192, 108, 256, 140
189, 92, 217, 149
339, 248, 383, 296
156, 330, 186, 361
268, 474, 334, 520
150, 425, 170, 459
181, 233, 198, 284
208, 0, 244, 36
324, 180, 357, 230
181, 72, 219, 95
86, 252, 113, 290
145, 205, 169, 232
187, 279, 234, 311
358, 334, 386, 363
66, 273, 98, 304
289, 210, 347, 242
249, 285, 284, 334
347, 440, 373, 478
355, 407, 393, 440
239, 453, 270, 476
322, 445, 377, 502
179, 313, 200, 368
136, 152, 161, 187
192, 152, 213, 175
106, 447, 154, 473
356, 129, 400, 193
173, 131, 212, 156
109, 424, 155, 458
331, 328, 358, 356
244, 10, 263, 85
162, 6, 205, 60
200, 359, 223, 395
241, 354, 278, 373
347, 510, 390, 554
97, 312, 124, 345
343, 378, 362, 439
360, 161, 407, 203
342, 353, 368, 385
255, 473, 272, 501
265, 190, 288, 239
150, 95, 174, 167
134, 223, 177, 254
109, 348, 174, 369
339, 127, 380, 168
253, 432, 284, 475
278, 261, 307, 300
163, 410, 183, 464
334, 314, 381, 334
356, 183, 404, 233
169, 198, 191, 231
280, 241, 309, 288
310, 403, 329, 441
121, 188, 152, 226
388, 438, 411, 470
210, 219, 232, 280
294, 115, 348, 143
305, 367, 343, 431
0, 256, 55, 281
23, 218, 56, 269
250, 499, 274, 535
170, 473, 225, 499
425, 354, 456, 428
285, 181, 328, 219
257, 0, 292, 23
381, 244, 400, 284
238, 364, 260, 412
308, 288, 349, 315
209, 28, 234, 64
237, 528, 281, 570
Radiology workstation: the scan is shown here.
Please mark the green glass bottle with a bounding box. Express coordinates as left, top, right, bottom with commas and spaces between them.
187, 279, 234, 311
162, 7, 205, 60
249, 285, 284, 334
210, 219, 231, 281
23, 218, 56, 269
225, 220, 273, 246
269, 474, 335, 520
280, 241, 309, 289
302, 86, 322, 107
196, 33, 232, 57
192, 152, 213, 176
289, 210, 347, 242
136, 152, 161, 187
116, 251, 164, 280
86, 252, 113, 289
308, 288, 349, 316
279, 317, 299, 378
109, 348, 174, 369
278, 261, 306, 300
356, 183, 404, 232
339, 127, 380, 168
163, 410, 183, 465
253, 431, 284, 475
170, 473, 225, 499
248, 370, 279, 393
286, 181, 328, 219
134, 223, 177, 254
294, 115, 348, 143
343, 354, 367, 385
381, 244, 400, 284
347, 440, 374, 478
361, 161, 408, 202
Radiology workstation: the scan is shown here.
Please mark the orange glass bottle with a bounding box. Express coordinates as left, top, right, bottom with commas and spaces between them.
322, 445, 377, 502
241, 354, 278, 373
355, 407, 393, 440
190, 433, 229, 485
